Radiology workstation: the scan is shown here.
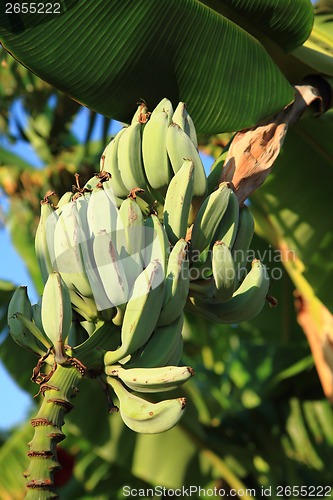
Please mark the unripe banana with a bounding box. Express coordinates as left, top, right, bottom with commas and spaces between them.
206, 150, 228, 195
187, 259, 269, 323
75, 192, 123, 312
143, 214, 170, 274
206, 241, 237, 302
100, 128, 129, 198
8, 287, 49, 355
172, 102, 198, 148
53, 200, 93, 298
166, 123, 207, 197
158, 240, 189, 326
83, 173, 108, 191
56, 191, 73, 209
106, 364, 194, 393
117, 197, 145, 290
35, 198, 56, 284
41, 272, 72, 364
163, 159, 194, 246
72, 321, 120, 367
190, 182, 232, 255
87, 185, 118, 239
70, 290, 99, 323
93, 232, 129, 309
165, 332, 184, 366
213, 188, 239, 249
88, 185, 129, 308
127, 313, 184, 368
107, 377, 187, 434
142, 110, 173, 191
117, 117, 147, 192
151, 97, 174, 118
31, 300, 44, 334
104, 260, 165, 366
232, 205, 255, 280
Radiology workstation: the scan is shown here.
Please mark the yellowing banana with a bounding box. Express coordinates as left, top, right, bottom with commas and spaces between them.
106, 364, 194, 393
107, 377, 186, 434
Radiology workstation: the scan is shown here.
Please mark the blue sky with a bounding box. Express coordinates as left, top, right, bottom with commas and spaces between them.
0, 100, 213, 430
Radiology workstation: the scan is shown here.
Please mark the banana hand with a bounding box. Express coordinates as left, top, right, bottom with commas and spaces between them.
107, 377, 186, 434
106, 364, 194, 393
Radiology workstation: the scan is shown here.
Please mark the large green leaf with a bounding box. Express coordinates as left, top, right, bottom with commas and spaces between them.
0, 0, 308, 134
202, 0, 314, 51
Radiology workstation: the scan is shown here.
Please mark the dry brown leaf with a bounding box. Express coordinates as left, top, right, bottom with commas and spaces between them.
220, 85, 322, 204
295, 292, 333, 402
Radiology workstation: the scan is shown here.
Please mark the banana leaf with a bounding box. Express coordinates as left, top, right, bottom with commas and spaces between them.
0, 0, 315, 134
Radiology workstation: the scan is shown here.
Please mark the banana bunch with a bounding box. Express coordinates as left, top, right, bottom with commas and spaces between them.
186, 186, 270, 323
22, 171, 195, 433
100, 98, 207, 203
9, 98, 271, 436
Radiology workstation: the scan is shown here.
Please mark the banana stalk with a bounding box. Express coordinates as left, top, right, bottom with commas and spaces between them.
24, 364, 83, 500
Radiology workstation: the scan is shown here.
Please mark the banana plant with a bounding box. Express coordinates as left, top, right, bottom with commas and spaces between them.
1, 0, 333, 499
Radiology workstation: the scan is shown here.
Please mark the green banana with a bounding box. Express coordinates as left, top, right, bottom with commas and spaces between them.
87, 185, 118, 239
190, 182, 232, 255
172, 101, 198, 147
127, 313, 184, 368
142, 108, 173, 191
75, 192, 121, 313
56, 191, 73, 209
117, 118, 147, 192
187, 259, 270, 323
213, 188, 239, 249
163, 159, 194, 246
165, 332, 184, 366
158, 240, 189, 326
106, 364, 194, 393
31, 299, 44, 334
72, 321, 120, 368
53, 200, 93, 298
35, 198, 56, 283
206, 150, 228, 195
93, 231, 129, 309
70, 290, 99, 322
232, 205, 255, 280
83, 173, 107, 192
166, 122, 207, 197
41, 272, 72, 364
117, 197, 145, 290
8, 287, 49, 355
143, 214, 170, 274
107, 377, 186, 434
206, 241, 237, 303
150, 97, 173, 117
104, 260, 165, 365
100, 128, 129, 198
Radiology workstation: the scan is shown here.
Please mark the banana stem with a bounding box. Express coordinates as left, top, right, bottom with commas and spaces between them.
24, 363, 83, 499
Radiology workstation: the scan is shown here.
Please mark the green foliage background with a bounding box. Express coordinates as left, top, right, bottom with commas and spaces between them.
1, 1, 333, 498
